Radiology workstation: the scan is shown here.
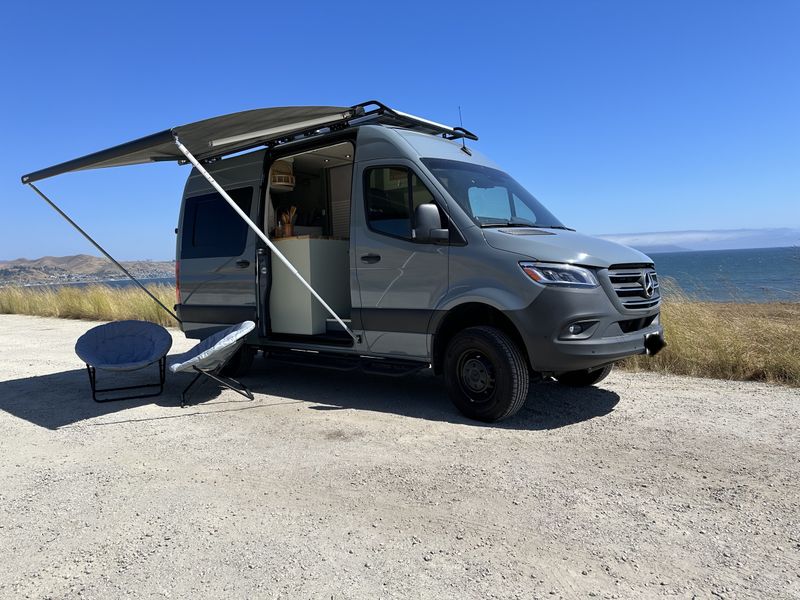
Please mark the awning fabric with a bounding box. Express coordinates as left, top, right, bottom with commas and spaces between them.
21, 106, 353, 184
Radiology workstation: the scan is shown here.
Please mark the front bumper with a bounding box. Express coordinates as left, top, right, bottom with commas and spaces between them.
506, 284, 664, 374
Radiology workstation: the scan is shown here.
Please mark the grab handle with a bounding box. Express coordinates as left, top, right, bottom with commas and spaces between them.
360, 254, 381, 264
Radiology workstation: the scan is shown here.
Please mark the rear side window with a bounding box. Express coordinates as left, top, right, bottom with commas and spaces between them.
181, 187, 253, 259
365, 167, 438, 240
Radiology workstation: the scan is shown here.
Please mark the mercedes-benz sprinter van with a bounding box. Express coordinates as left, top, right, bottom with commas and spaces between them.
173, 102, 665, 422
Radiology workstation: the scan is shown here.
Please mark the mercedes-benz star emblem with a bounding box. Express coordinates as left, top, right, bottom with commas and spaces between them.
641, 272, 654, 298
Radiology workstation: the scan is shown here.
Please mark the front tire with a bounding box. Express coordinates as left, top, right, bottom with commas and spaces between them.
555, 364, 613, 387
443, 326, 529, 422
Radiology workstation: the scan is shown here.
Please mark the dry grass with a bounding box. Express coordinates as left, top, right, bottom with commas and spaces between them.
623, 286, 800, 386
0, 284, 177, 328
1, 282, 798, 386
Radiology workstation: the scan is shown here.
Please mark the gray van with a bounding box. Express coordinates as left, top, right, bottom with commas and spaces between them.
173, 101, 665, 421
22, 101, 664, 421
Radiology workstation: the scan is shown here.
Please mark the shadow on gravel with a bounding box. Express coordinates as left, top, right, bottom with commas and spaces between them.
245, 359, 620, 431
0, 363, 234, 430
0, 356, 619, 431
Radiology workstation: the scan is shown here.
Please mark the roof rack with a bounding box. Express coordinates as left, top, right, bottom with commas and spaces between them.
349, 100, 479, 141
205, 101, 478, 165
253, 100, 478, 158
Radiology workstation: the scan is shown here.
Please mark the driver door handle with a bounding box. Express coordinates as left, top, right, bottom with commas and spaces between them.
360, 254, 381, 264
235, 259, 251, 268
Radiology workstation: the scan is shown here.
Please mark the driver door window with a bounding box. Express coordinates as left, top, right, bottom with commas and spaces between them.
365, 167, 440, 240
366, 167, 412, 238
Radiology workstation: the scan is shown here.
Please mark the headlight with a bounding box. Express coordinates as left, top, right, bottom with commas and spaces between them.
519, 261, 599, 288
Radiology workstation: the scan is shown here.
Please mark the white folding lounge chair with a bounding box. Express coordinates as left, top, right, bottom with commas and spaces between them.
75, 320, 173, 403
169, 321, 256, 406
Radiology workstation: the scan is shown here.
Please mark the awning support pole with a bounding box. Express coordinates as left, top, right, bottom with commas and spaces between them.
174, 138, 359, 343
25, 182, 181, 324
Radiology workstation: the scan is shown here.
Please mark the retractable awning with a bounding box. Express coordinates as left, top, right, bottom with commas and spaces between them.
21, 105, 355, 184
20, 101, 478, 184
19, 100, 477, 339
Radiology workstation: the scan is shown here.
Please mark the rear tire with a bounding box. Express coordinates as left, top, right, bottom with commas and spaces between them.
443, 326, 529, 422
220, 345, 256, 377
555, 364, 613, 387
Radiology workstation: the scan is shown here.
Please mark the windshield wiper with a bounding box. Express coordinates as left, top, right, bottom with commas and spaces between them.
479, 217, 537, 228
480, 222, 559, 229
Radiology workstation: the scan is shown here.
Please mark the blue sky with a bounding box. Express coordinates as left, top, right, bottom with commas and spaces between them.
1, 1, 798, 260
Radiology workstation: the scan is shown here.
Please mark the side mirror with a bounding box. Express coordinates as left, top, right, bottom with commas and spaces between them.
413, 203, 449, 244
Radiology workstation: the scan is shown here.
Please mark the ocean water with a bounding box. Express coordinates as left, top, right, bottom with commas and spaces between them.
650, 246, 799, 303
17, 247, 799, 304
22, 277, 174, 289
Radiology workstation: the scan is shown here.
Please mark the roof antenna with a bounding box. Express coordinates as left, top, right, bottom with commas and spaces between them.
458, 106, 472, 156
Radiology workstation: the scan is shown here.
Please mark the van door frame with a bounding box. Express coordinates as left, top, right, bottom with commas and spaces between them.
255, 130, 359, 344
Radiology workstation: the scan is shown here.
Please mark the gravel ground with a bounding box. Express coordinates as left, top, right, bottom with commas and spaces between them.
0, 314, 798, 599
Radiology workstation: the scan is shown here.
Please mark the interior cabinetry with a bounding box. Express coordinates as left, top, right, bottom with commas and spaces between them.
269, 237, 350, 335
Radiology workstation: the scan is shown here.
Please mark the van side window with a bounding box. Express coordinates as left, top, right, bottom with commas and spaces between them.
181, 187, 253, 259
365, 167, 438, 240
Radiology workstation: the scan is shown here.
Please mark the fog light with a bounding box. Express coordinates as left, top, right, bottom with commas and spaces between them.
560, 320, 599, 340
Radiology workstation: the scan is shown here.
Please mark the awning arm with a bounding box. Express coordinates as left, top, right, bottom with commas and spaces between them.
25, 182, 182, 324
174, 137, 359, 343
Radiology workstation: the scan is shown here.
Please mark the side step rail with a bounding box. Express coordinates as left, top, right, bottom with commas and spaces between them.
267, 350, 428, 377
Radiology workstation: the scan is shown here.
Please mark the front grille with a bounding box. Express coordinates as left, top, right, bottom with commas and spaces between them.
618, 315, 657, 333
607, 265, 661, 309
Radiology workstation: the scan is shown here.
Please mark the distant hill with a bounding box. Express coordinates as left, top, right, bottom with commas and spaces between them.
0, 254, 174, 285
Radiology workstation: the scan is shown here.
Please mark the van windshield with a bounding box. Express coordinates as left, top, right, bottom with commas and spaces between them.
421, 158, 565, 228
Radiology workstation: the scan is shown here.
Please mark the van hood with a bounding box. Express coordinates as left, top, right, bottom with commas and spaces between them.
481, 228, 652, 268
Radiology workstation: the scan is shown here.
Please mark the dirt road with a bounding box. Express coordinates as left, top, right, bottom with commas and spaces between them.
0, 314, 797, 599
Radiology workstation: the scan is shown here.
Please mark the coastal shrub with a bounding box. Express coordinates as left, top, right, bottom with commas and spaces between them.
0, 282, 798, 386
622, 284, 800, 386
0, 284, 176, 328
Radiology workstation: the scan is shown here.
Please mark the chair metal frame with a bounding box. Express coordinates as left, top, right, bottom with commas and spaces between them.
180, 364, 254, 407
85, 357, 167, 403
